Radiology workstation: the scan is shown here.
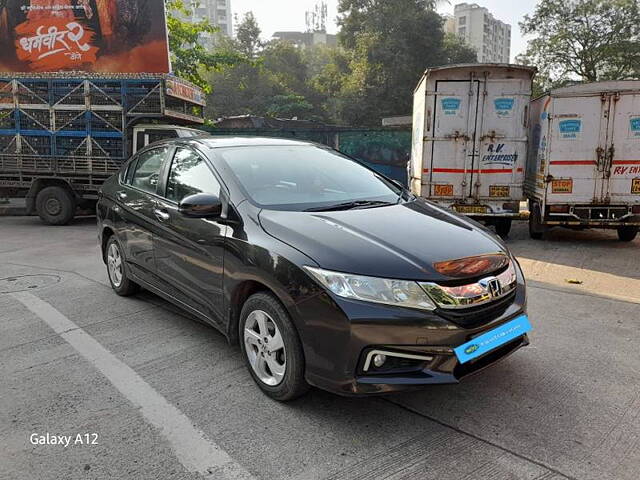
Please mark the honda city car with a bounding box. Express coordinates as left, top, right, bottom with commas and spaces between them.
97, 137, 531, 401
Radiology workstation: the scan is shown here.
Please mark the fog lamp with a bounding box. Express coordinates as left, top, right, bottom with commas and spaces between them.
373, 354, 387, 368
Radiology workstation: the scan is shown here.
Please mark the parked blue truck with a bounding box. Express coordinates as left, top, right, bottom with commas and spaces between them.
0, 73, 205, 224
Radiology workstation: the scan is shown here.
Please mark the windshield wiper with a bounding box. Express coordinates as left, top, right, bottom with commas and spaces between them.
304, 200, 395, 212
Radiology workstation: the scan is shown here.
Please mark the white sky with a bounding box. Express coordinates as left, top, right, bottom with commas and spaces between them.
231, 0, 537, 61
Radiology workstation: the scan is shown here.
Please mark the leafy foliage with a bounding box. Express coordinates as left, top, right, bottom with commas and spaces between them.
204, 1, 475, 125
518, 0, 640, 89
328, 0, 476, 125
235, 12, 263, 57
165, 0, 241, 92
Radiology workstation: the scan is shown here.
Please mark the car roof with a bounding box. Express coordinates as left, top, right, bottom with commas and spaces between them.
187, 136, 318, 149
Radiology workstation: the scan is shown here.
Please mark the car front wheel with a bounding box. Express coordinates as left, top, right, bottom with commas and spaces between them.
239, 293, 309, 401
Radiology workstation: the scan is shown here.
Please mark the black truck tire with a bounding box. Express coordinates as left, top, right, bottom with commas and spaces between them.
617, 226, 638, 242
35, 186, 76, 226
529, 202, 545, 240
494, 218, 512, 239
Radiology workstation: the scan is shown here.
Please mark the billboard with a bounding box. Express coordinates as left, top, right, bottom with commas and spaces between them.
0, 0, 170, 73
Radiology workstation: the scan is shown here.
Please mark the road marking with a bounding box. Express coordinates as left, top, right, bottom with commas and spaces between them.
10, 291, 254, 480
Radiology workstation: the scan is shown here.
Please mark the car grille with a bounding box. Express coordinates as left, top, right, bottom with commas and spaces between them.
436, 289, 516, 328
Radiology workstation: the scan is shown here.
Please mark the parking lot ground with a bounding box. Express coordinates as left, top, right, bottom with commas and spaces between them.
1, 216, 638, 480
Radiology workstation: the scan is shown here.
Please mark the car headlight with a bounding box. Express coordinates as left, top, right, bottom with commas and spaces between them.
303, 267, 436, 311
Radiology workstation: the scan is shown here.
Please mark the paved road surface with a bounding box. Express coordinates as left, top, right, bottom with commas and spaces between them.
1, 217, 638, 479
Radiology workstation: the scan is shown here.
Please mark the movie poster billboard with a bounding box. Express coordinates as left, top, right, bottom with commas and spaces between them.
0, 0, 170, 73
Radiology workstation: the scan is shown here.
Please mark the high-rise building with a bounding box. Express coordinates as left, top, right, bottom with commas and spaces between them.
186, 0, 233, 48
451, 3, 511, 63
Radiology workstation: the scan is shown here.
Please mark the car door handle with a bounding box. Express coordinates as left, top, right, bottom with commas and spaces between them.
154, 208, 170, 222
116, 190, 128, 200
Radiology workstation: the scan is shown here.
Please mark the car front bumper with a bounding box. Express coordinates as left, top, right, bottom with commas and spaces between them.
295, 274, 528, 396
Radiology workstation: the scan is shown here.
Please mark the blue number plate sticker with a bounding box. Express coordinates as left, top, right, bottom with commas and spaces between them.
454, 315, 531, 364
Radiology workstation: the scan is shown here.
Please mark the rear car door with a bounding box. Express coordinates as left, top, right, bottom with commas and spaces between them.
117, 146, 170, 281
153, 146, 228, 326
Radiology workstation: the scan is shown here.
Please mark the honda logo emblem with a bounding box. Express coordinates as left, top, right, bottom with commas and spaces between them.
487, 278, 502, 298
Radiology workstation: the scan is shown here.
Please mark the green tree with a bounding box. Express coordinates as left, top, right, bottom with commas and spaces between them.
519, 0, 640, 89
266, 94, 315, 118
165, 0, 241, 92
329, 0, 476, 125
235, 12, 263, 57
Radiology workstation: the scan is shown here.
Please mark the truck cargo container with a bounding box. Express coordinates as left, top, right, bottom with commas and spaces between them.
0, 73, 205, 225
410, 64, 536, 237
526, 81, 640, 241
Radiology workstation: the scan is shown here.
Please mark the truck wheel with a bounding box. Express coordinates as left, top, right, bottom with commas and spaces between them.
529, 203, 545, 240
617, 226, 638, 242
494, 218, 512, 239
36, 186, 76, 225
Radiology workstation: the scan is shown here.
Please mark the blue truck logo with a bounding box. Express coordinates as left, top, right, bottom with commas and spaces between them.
631, 117, 640, 137
494, 98, 514, 117
559, 119, 582, 139
441, 98, 461, 115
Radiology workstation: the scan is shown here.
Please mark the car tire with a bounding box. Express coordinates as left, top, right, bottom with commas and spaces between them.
239, 292, 309, 401
494, 218, 512, 239
105, 236, 140, 296
528, 202, 545, 240
617, 226, 638, 242
36, 186, 76, 225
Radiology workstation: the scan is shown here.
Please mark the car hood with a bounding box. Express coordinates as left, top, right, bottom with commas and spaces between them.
258, 200, 508, 282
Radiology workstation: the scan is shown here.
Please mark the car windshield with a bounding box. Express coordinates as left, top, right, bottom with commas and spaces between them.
215, 145, 403, 211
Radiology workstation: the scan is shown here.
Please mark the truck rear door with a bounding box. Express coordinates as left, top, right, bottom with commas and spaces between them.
474, 79, 528, 202
547, 95, 607, 204
429, 79, 481, 202
605, 91, 640, 203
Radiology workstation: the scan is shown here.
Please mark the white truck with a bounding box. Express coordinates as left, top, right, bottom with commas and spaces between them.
410, 64, 535, 237
525, 81, 640, 241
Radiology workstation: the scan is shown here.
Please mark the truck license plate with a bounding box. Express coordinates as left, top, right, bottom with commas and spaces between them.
632, 179, 640, 194
490, 185, 510, 197
454, 205, 488, 214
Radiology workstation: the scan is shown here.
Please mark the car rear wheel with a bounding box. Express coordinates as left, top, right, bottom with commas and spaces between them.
239, 293, 309, 401
617, 226, 638, 242
36, 186, 76, 225
105, 236, 139, 296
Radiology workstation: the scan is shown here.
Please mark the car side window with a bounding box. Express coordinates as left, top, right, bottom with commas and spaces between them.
130, 147, 168, 194
165, 147, 221, 203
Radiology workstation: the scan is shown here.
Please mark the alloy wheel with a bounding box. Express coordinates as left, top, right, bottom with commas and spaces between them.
107, 242, 123, 288
243, 310, 286, 386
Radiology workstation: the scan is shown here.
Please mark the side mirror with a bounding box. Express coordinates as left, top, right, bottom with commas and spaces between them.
178, 193, 223, 218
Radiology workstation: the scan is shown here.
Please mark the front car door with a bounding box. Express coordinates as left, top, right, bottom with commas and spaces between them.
153, 146, 229, 327
117, 146, 170, 282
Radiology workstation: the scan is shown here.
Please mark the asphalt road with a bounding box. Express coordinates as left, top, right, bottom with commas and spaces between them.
1, 216, 638, 480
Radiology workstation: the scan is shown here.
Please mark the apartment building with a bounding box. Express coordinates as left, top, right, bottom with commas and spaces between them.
451, 3, 511, 63
187, 0, 233, 47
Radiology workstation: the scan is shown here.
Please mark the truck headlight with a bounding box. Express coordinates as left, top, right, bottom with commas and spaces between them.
304, 267, 436, 311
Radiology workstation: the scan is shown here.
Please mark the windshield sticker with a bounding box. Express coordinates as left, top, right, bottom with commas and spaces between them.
630, 117, 640, 138
482, 143, 518, 165
558, 119, 582, 140
494, 98, 514, 118
441, 97, 461, 115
